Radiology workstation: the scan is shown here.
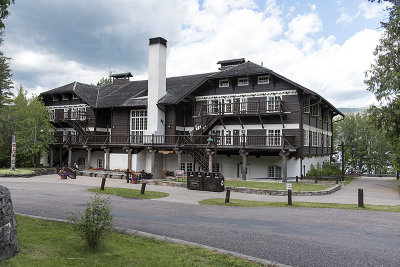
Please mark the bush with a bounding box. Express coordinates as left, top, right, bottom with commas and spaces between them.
68, 194, 114, 250
307, 163, 341, 177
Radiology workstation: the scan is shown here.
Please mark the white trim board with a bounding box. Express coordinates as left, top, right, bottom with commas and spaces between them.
195, 90, 297, 101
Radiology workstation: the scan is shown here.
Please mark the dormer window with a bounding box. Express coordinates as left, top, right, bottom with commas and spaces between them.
62, 94, 68, 101
258, 75, 269, 84
219, 79, 229, 87
238, 77, 248, 86
52, 95, 58, 102
72, 94, 79, 100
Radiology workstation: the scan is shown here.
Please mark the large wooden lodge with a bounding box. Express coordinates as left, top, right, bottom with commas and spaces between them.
40, 37, 343, 179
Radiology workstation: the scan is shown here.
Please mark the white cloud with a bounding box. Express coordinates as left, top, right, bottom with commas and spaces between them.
359, 2, 387, 20
4, 0, 382, 108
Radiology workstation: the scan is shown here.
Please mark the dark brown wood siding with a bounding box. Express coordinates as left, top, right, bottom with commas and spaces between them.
165, 105, 176, 136
111, 108, 130, 135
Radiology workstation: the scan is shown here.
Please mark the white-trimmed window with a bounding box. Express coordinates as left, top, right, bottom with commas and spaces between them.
72, 94, 79, 100
225, 99, 232, 113
328, 135, 331, 147
180, 162, 193, 172
303, 98, 310, 113
311, 104, 320, 117
63, 108, 69, 120
268, 165, 281, 178
97, 158, 104, 169
130, 109, 147, 143
219, 79, 229, 87
52, 95, 58, 102
266, 96, 281, 112
62, 94, 68, 101
225, 130, 232, 145
267, 129, 281, 146
304, 130, 309, 146
311, 131, 320, 147
238, 77, 249, 86
48, 108, 55, 121
258, 75, 269, 84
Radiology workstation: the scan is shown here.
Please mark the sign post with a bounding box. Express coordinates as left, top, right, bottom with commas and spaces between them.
175, 170, 184, 181
286, 183, 292, 205
10, 135, 16, 171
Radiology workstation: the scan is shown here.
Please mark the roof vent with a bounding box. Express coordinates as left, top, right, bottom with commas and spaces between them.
217, 58, 245, 71
110, 72, 133, 85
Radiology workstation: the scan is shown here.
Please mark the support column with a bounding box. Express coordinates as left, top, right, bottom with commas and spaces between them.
67, 147, 72, 168
104, 148, 110, 170
279, 150, 289, 183
85, 147, 92, 169
49, 146, 54, 168
148, 148, 157, 178
205, 148, 214, 172
125, 148, 133, 171
173, 148, 182, 170
239, 149, 249, 181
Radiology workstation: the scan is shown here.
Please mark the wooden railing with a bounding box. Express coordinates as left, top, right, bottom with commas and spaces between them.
55, 134, 293, 148
50, 111, 87, 122
198, 100, 282, 116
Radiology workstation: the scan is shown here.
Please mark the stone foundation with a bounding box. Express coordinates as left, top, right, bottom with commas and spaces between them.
0, 186, 18, 262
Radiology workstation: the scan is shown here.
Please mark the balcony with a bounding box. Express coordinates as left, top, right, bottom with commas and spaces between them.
50, 111, 87, 122
197, 100, 283, 117
53, 133, 296, 151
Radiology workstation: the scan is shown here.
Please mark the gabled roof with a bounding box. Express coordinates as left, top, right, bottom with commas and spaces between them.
158, 72, 215, 105
40, 60, 343, 116
208, 61, 271, 79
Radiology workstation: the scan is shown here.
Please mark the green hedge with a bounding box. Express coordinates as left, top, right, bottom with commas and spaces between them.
307, 163, 341, 176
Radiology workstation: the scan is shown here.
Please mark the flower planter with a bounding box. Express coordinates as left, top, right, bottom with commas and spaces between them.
131, 179, 137, 184
61, 174, 67, 179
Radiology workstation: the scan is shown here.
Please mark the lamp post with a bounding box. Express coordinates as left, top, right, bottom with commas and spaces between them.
207, 135, 218, 172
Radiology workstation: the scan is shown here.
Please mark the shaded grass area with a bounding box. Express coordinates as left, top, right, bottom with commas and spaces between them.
3, 215, 263, 266
199, 198, 400, 212
89, 187, 169, 199
175, 177, 330, 191
0, 168, 34, 175
225, 180, 330, 191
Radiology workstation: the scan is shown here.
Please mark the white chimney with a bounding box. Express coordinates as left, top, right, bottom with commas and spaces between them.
147, 37, 167, 135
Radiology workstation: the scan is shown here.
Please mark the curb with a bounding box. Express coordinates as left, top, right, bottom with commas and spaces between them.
16, 213, 290, 267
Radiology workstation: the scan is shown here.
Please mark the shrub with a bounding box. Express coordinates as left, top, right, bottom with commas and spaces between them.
68, 194, 114, 250
307, 163, 341, 177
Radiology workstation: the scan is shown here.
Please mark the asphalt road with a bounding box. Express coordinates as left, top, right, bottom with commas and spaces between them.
2, 179, 400, 267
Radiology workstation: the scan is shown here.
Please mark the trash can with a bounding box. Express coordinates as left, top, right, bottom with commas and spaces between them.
203, 172, 224, 192
187, 171, 204, 190
213, 172, 224, 192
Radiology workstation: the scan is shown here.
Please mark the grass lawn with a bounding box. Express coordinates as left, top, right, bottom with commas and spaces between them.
0, 168, 34, 175
3, 215, 263, 266
175, 177, 330, 191
199, 198, 400, 212
89, 187, 169, 199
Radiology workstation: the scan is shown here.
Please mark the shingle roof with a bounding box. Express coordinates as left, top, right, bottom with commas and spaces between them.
208, 61, 271, 79
40, 61, 343, 116
158, 72, 215, 104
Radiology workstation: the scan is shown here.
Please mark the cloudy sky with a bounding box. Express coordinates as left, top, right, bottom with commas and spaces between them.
2, 0, 389, 108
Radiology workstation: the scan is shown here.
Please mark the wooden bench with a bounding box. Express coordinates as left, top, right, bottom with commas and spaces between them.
94, 172, 109, 178
81, 171, 94, 177
109, 173, 125, 179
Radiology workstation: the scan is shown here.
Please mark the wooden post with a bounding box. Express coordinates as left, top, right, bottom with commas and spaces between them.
296, 176, 298, 182
206, 149, 214, 172
341, 141, 345, 182
100, 178, 106, 190
174, 148, 182, 171
225, 189, 231, 203
280, 150, 289, 183
358, 188, 364, 207
397, 171, 399, 180
49, 147, 54, 168
140, 183, 146, 194
104, 148, 110, 170
239, 150, 248, 181
288, 189, 292, 205
86, 147, 92, 168
67, 147, 72, 168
